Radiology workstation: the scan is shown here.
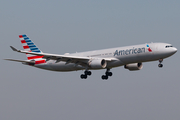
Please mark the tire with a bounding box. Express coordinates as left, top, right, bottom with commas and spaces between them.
84, 71, 88, 75
102, 75, 105, 80
85, 71, 92, 76
81, 74, 84, 79
105, 76, 108, 80
106, 72, 112, 76
87, 71, 92, 76
108, 72, 112, 76
158, 64, 163, 68
81, 74, 87, 79
102, 75, 108, 80
83, 74, 87, 79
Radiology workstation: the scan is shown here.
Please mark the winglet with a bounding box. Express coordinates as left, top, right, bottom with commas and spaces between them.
10, 46, 20, 52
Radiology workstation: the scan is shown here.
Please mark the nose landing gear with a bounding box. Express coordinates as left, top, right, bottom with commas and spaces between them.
80, 70, 92, 79
102, 69, 113, 80
158, 59, 163, 68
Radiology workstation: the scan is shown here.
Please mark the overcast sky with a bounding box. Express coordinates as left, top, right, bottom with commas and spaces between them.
0, 0, 180, 120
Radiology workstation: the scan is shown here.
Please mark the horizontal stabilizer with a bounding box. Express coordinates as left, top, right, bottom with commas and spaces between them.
4, 59, 35, 64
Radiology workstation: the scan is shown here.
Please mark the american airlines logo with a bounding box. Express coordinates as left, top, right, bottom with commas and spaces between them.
147, 44, 152, 52
114, 45, 152, 56
114, 47, 146, 56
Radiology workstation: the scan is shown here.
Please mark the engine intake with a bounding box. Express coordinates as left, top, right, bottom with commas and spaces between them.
124, 63, 143, 71
89, 59, 107, 69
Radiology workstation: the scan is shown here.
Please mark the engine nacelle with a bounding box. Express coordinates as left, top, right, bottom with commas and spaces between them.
89, 59, 107, 69
124, 63, 143, 71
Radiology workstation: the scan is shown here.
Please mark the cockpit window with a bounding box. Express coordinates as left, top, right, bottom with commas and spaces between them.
165, 45, 173, 48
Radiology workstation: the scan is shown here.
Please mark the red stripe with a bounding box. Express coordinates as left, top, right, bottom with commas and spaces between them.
19, 35, 23, 38
148, 48, 152, 52
35, 60, 46, 64
21, 40, 26, 43
23, 45, 29, 49
27, 56, 44, 60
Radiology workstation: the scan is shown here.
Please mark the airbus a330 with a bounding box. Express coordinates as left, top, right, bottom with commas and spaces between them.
5, 34, 177, 80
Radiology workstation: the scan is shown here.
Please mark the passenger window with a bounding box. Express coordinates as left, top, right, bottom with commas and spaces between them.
165, 45, 173, 48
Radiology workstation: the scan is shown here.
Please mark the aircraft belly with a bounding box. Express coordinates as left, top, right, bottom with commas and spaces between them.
48, 62, 83, 71
34, 64, 53, 71
107, 60, 124, 68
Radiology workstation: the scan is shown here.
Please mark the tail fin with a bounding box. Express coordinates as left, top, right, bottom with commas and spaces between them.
19, 34, 46, 64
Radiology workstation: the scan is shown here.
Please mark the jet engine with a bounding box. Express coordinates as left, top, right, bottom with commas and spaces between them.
89, 59, 107, 69
124, 63, 143, 71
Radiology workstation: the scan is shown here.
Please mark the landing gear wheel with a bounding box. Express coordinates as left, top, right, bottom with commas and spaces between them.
84, 75, 87, 79
81, 74, 87, 79
158, 64, 163, 68
84, 71, 92, 76
106, 72, 112, 76
87, 71, 92, 76
102, 69, 113, 80
158, 59, 163, 68
81, 70, 92, 79
102, 75, 108, 80
81, 74, 84, 79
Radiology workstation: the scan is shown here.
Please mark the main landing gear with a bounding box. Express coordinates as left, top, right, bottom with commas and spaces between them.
102, 69, 113, 80
80, 70, 92, 79
158, 59, 163, 68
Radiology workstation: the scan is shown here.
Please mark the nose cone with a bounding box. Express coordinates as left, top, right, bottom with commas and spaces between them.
170, 47, 177, 55
173, 47, 178, 53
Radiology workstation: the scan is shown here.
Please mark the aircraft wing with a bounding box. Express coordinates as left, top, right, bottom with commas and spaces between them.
10, 46, 117, 65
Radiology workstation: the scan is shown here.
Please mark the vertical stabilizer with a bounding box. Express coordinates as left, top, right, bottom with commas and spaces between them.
19, 34, 46, 64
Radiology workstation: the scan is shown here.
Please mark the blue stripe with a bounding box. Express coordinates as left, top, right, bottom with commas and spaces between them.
24, 37, 30, 40
27, 43, 34, 45
29, 45, 36, 48
25, 40, 32, 43
32, 50, 41, 53
30, 48, 39, 51
22, 34, 27, 37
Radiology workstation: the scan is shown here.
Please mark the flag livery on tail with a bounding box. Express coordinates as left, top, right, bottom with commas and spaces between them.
19, 34, 46, 64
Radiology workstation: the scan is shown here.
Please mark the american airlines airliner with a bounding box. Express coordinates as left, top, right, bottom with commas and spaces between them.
5, 34, 177, 80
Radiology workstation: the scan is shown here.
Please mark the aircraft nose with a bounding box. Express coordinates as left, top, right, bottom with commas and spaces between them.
173, 47, 177, 53
171, 47, 177, 54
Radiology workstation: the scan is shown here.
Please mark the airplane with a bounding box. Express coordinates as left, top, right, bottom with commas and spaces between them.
5, 34, 177, 80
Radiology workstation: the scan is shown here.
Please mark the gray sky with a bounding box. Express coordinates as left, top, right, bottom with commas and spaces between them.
1, 0, 180, 120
